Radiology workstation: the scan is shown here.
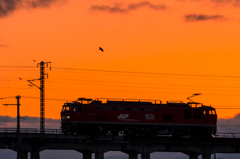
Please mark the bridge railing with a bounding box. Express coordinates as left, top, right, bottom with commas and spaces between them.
0, 128, 63, 134
0, 128, 38, 133
44, 129, 63, 134
1, 128, 240, 138
215, 133, 240, 138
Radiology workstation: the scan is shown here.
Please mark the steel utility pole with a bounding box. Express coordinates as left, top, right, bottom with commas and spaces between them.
28, 61, 51, 134
39, 61, 45, 134
3, 95, 21, 159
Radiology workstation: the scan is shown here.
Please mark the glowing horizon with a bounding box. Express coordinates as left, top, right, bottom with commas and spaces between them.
0, 0, 240, 119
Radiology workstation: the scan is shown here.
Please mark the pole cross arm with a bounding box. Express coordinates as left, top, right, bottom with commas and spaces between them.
3, 104, 20, 106
37, 61, 51, 71
27, 80, 41, 89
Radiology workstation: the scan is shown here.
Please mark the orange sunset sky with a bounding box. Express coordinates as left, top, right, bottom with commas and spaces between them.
0, 0, 240, 120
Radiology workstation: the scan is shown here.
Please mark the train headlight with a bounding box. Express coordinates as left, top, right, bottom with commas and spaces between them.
62, 116, 70, 119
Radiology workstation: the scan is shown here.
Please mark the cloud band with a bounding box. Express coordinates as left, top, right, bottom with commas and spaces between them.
185, 14, 225, 22
0, 0, 63, 18
90, 1, 168, 14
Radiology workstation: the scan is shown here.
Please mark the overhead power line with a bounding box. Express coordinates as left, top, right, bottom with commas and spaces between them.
0, 96, 18, 99
52, 67, 240, 79
23, 96, 72, 102
43, 88, 240, 97
48, 78, 240, 90
46, 80, 240, 92
0, 70, 37, 71
0, 86, 240, 97
1, 65, 240, 80
0, 66, 35, 68
19, 96, 240, 110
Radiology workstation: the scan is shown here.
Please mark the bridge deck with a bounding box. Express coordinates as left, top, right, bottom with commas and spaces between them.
0, 128, 240, 159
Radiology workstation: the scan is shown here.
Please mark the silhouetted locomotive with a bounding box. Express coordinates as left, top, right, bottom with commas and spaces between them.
61, 98, 217, 137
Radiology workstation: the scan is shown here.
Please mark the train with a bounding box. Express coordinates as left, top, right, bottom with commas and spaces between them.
60, 98, 217, 137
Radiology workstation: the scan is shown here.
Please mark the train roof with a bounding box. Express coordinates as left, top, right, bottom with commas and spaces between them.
63, 98, 215, 109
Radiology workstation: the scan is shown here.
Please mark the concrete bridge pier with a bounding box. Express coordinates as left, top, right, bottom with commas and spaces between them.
83, 151, 92, 159
94, 144, 107, 159
76, 150, 93, 159
202, 154, 211, 159
20, 151, 28, 159
30, 149, 40, 159
183, 152, 199, 159
95, 151, 104, 159
189, 154, 198, 159
126, 151, 139, 159
141, 152, 150, 159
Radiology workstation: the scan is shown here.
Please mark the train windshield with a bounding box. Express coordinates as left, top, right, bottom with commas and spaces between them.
209, 109, 216, 115
62, 105, 82, 112
62, 106, 74, 111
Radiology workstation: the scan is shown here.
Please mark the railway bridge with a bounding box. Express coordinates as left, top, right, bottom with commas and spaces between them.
0, 128, 239, 159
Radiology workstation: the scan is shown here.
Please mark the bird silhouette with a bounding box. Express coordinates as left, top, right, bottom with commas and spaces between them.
33, 60, 35, 62
19, 78, 22, 80
99, 47, 104, 52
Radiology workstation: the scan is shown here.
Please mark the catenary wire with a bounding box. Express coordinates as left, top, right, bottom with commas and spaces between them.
18, 96, 240, 109
1, 66, 240, 96
45, 80, 240, 92
49, 70, 240, 81
1, 65, 240, 79
0, 86, 240, 96
48, 78, 240, 89
52, 67, 240, 79
0, 66, 36, 68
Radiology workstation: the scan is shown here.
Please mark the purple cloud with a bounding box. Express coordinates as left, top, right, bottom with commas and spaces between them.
0, 116, 60, 130
185, 14, 226, 22
0, 0, 64, 18
218, 114, 240, 133
90, 1, 168, 14
211, 0, 240, 7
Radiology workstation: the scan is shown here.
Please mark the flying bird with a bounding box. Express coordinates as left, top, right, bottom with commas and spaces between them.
99, 47, 104, 52
19, 78, 22, 80
33, 60, 35, 62
193, 93, 202, 96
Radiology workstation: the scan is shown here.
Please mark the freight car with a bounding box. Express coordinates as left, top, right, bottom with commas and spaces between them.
60, 98, 217, 137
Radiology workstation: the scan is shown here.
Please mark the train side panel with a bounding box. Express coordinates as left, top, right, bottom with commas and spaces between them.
61, 100, 217, 136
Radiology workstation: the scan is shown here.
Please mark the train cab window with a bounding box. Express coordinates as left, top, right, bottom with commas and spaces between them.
203, 110, 207, 115
163, 114, 172, 122
62, 106, 75, 111
213, 110, 216, 115
209, 110, 216, 115
193, 110, 202, 119
184, 109, 191, 119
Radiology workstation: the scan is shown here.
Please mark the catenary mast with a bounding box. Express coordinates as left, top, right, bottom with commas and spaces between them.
28, 61, 51, 134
